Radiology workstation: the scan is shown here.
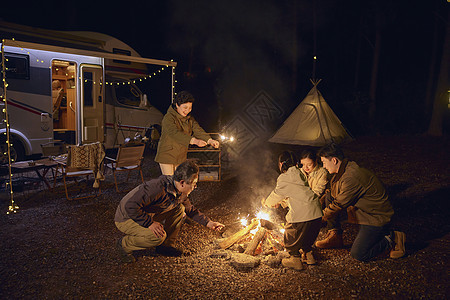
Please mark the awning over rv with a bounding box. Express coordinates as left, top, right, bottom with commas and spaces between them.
2, 39, 176, 67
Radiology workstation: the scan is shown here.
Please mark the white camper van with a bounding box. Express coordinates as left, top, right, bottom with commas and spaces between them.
0, 24, 176, 163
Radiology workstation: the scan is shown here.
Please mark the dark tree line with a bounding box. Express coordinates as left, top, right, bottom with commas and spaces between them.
167, 0, 449, 136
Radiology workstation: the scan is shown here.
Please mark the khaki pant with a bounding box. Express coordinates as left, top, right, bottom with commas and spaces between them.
284, 217, 322, 255
159, 163, 179, 175
115, 204, 185, 253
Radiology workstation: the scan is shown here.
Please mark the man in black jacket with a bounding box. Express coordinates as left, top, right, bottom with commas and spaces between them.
115, 159, 224, 263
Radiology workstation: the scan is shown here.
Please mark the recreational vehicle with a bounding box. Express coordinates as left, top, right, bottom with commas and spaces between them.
0, 22, 176, 163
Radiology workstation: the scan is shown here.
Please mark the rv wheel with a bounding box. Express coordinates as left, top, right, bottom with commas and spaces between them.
0, 138, 25, 164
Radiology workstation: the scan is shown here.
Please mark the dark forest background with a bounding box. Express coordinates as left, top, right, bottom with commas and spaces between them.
1, 0, 449, 136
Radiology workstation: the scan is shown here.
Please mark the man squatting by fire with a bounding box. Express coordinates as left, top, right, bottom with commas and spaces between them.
262, 151, 323, 270
115, 159, 224, 263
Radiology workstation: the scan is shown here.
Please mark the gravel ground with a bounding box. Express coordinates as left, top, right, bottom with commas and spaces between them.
0, 135, 449, 299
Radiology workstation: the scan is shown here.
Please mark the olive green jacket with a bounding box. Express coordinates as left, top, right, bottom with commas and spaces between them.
324, 160, 394, 227
155, 105, 211, 165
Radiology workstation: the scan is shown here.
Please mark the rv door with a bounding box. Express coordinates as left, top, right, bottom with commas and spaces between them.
80, 65, 104, 144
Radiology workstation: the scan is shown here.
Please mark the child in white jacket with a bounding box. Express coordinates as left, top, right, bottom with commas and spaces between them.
262, 151, 323, 270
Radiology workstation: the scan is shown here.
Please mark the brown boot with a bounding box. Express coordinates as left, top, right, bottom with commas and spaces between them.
390, 231, 406, 259
282, 256, 304, 270
314, 229, 343, 249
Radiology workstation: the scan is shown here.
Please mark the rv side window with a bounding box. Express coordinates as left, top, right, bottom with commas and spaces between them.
2, 52, 30, 79
115, 85, 140, 107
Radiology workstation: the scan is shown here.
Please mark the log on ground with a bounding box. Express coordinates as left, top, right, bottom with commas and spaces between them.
218, 218, 259, 249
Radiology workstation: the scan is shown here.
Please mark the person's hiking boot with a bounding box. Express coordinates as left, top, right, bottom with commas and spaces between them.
116, 238, 135, 263
282, 256, 304, 270
314, 229, 343, 249
155, 245, 183, 257
301, 250, 317, 265
390, 231, 406, 259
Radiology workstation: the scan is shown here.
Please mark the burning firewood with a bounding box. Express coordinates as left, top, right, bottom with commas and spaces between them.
244, 227, 267, 255
218, 218, 259, 249
260, 219, 281, 231
266, 230, 284, 250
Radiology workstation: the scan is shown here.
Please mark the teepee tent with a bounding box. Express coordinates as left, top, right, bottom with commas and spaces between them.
269, 80, 352, 146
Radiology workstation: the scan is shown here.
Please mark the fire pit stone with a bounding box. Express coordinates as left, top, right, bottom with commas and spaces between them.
229, 253, 261, 270
209, 249, 231, 260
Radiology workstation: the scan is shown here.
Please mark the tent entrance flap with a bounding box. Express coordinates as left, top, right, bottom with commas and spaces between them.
269, 81, 352, 146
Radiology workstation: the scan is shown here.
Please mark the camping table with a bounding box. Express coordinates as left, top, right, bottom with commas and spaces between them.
2, 157, 64, 191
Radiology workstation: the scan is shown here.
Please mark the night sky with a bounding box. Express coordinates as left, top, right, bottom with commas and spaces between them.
1, 0, 449, 135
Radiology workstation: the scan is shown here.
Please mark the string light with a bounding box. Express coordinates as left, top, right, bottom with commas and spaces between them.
1, 39, 19, 214
171, 62, 177, 102
1, 38, 178, 214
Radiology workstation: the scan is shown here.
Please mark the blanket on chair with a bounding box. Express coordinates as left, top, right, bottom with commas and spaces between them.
67, 142, 105, 188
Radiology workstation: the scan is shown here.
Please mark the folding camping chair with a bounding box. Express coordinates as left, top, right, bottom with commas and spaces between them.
104, 143, 145, 192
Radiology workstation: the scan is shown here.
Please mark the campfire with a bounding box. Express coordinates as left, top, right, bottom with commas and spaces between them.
219, 212, 285, 255
212, 210, 288, 270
